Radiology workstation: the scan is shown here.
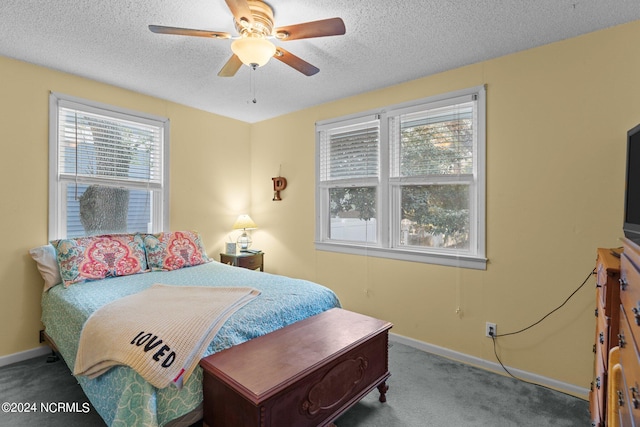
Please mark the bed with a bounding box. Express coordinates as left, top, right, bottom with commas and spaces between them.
34, 232, 341, 427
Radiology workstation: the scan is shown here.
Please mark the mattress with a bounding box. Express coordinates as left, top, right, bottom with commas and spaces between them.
41, 260, 341, 426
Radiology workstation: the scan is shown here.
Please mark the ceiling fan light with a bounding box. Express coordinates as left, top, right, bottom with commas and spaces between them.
231, 36, 276, 67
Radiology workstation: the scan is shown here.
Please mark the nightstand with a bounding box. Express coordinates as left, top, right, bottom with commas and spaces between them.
220, 252, 264, 271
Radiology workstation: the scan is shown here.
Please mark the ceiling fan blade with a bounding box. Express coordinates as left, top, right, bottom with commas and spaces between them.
274, 17, 345, 41
273, 48, 319, 76
149, 25, 230, 39
224, 0, 254, 26
218, 55, 243, 77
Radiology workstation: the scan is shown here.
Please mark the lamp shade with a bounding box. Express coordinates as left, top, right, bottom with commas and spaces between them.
232, 214, 257, 230
231, 36, 276, 67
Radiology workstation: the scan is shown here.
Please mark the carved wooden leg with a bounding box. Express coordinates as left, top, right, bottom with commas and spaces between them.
377, 381, 389, 403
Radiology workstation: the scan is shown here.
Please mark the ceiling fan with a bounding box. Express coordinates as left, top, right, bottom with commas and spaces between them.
149, 0, 346, 77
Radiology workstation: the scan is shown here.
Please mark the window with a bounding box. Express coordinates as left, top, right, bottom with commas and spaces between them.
49, 92, 169, 240
315, 86, 486, 269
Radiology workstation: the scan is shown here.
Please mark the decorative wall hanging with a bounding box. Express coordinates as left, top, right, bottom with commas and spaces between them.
272, 176, 287, 201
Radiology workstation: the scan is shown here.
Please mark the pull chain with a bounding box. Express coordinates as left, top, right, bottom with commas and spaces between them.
249, 64, 257, 104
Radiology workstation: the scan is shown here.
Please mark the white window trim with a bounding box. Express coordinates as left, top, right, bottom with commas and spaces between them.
315, 85, 487, 270
48, 92, 170, 240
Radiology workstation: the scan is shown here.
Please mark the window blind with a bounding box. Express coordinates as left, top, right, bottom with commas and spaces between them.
57, 106, 163, 190
319, 121, 380, 182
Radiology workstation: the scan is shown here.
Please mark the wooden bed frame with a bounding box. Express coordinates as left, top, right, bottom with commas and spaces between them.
39, 330, 60, 363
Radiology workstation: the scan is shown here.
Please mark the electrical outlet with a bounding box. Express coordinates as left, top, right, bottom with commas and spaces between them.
486, 322, 497, 338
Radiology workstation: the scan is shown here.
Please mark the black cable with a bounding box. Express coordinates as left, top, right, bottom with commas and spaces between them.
491, 334, 530, 384
490, 334, 575, 396
489, 268, 596, 396
494, 268, 595, 338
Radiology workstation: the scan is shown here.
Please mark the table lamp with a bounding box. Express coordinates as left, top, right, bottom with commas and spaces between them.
233, 214, 257, 252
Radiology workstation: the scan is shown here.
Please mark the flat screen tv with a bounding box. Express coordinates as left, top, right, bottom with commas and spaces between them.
624, 123, 640, 242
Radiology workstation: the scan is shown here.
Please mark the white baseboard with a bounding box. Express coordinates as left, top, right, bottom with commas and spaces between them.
389, 332, 589, 400
0, 345, 52, 368
3, 334, 590, 399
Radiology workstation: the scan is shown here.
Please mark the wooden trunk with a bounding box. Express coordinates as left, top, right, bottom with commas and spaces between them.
199, 308, 392, 427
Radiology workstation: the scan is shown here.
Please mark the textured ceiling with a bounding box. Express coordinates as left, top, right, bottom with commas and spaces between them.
1, 1, 640, 123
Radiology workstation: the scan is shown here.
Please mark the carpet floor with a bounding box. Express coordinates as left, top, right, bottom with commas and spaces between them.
0, 342, 590, 426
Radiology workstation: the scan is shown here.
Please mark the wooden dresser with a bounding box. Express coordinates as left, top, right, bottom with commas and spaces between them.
610, 239, 640, 426
590, 248, 622, 426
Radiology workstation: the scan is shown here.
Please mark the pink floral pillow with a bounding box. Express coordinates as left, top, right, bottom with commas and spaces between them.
51, 234, 148, 286
143, 230, 210, 271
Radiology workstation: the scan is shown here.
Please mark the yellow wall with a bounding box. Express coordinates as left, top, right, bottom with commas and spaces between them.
0, 56, 251, 356
250, 20, 640, 393
3, 19, 640, 396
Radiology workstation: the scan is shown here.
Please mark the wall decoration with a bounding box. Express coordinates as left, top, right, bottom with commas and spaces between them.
272, 176, 287, 201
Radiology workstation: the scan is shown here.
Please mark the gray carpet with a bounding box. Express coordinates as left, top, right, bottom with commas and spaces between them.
336, 343, 589, 426
0, 342, 589, 426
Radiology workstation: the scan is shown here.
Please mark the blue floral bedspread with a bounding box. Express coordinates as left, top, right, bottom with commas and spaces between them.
41, 261, 341, 426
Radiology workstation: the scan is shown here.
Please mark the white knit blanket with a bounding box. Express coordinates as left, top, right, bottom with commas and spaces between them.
73, 284, 260, 389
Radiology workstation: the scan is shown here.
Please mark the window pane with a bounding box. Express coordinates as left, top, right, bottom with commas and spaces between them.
400, 185, 469, 249
64, 183, 152, 237
399, 103, 473, 176
329, 187, 377, 243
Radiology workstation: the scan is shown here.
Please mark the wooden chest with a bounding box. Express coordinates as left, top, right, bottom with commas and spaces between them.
199, 308, 392, 427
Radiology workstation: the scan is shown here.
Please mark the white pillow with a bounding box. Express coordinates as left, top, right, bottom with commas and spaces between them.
29, 245, 62, 292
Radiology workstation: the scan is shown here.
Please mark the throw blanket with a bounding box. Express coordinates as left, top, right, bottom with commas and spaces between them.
73, 284, 260, 389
